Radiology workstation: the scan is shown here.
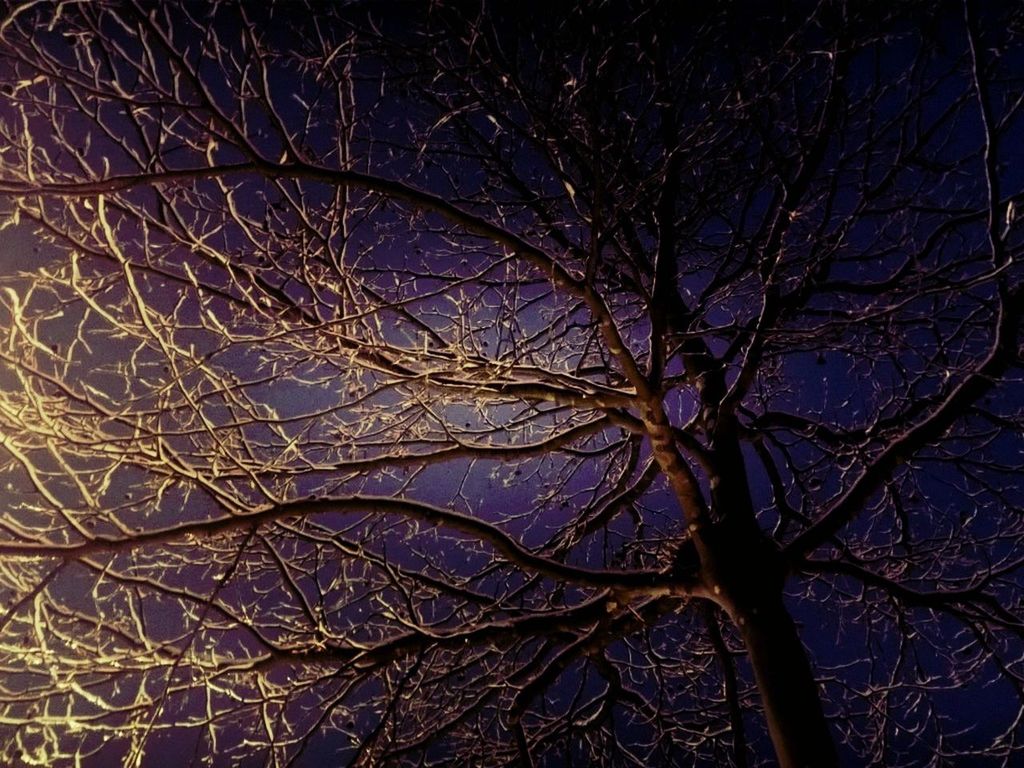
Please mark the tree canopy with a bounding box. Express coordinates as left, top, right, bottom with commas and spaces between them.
0, 1, 1023, 766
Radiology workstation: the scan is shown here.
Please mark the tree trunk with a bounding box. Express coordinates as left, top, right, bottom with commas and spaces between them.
699, 421, 839, 767
736, 593, 838, 768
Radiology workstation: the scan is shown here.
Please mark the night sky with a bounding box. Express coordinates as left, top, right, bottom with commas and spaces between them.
0, 1, 1023, 766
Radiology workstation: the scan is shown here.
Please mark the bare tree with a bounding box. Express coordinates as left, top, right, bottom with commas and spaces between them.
0, 1, 1022, 766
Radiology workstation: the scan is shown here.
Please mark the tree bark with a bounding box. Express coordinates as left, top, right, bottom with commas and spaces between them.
736, 593, 838, 768
700, 422, 838, 767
